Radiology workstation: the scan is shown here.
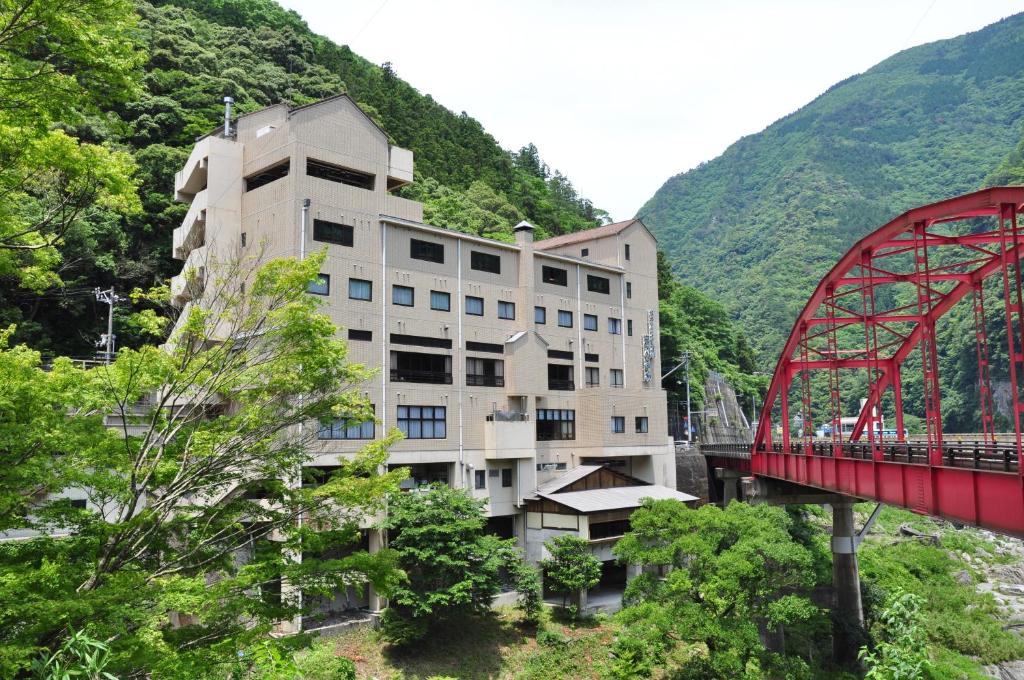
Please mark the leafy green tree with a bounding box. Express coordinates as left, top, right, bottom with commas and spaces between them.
612, 500, 825, 678
539, 534, 601, 614
859, 591, 933, 680
510, 559, 544, 625
0, 252, 404, 677
0, 0, 143, 288
379, 485, 518, 644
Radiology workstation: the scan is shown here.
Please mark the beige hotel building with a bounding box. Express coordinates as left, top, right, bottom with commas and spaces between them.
171, 95, 686, 621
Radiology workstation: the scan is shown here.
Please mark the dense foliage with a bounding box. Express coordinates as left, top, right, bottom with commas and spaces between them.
0, 253, 405, 678
640, 13, 1024, 368
612, 501, 828, 678
379, 485, 520, 645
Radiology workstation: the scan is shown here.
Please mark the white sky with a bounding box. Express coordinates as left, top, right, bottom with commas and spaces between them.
279, 0, 1024, 221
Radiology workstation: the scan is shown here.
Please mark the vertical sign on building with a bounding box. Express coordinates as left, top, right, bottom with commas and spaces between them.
642, 309, 656, 384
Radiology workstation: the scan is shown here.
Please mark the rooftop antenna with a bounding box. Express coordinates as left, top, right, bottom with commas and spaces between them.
223, 96, 234, 138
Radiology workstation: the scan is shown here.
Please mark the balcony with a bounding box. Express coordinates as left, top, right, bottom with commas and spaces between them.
170, 246, 207, 307
467, 374, 504, 387
484, 412, 534, 460
172, 189, 207, 260
387, 145, 414, 191
548, 379, 575, 391
174, 139, 210, 201
389, 368, 453, 385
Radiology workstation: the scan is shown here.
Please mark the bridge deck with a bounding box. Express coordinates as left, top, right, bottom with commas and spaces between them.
703, 441, 1024, 537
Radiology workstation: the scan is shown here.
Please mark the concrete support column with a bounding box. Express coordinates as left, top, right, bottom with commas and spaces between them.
715, 468, 742, 505
831, 502, 864, 665
626, 563, 643, 583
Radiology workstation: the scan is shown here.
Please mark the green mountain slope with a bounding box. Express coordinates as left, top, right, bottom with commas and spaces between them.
0, 0, 603, 356
639, 13, 1024, 365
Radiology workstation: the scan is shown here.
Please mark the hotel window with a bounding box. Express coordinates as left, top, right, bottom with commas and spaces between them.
608, 318, 622, 335
307, 273, 329, 296
348, 278, 372, 301
581, 248, 589, 257
611, 416, 625, 433
535, 306, 546, 324
390, 351, 452, 384
410, 238, 444, 264
627, 319, 633, 336
397, 405, 447, 439
319, 411, 375, 440
625, 244, 631, 260
245, 160, 289, 191
430, 290, 450, 311
537, 409, 575, 441
475, 470, 486, 490
313, 219, 353, 247
348, 329, 372, 341
557, 310, 573, 328
466, 357, 504, 387
587, 275, 610, 294
542, 266, 568, 286
498, 301, 515, 320
636, 417, 649, 433
583, 314, 598, 331
585, 366, 600, 387
471, 251, 501, 274
465, 296, 484, 316
307, 158, 374, 190
626, 281, 632, 299
610, 369, 624, 387
392, 285, 414, 306
501, 468, 513, 487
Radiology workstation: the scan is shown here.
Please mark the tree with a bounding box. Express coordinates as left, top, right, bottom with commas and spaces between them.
859, 591, 933, 680
0, 251, 405, 677
0, 0, 143, 287
379, 485, 518, 644
612, 500, 825, 678
539, 534, 601, 615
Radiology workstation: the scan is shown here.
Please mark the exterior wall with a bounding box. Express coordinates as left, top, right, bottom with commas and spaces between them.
170, 97, 675, 531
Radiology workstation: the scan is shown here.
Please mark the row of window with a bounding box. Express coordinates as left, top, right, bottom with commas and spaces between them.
319, 407, 649, 441
245, 159, 377, 193
312, 277, 636, 334
474, 468, 512, 490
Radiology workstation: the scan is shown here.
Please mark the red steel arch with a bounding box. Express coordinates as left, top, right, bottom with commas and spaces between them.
752, 187, 1024, 536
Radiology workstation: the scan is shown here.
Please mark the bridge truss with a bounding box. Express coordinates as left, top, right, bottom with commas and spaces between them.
751, 187, 1024, 536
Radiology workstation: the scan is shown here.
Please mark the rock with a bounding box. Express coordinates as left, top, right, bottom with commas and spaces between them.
985, 660, 1024, 679
994, 565, 1024, 586
999, 584, 1024, 597
955, 570, 973, 585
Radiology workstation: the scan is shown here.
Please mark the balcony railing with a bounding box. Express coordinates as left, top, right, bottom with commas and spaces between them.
390, 369, 453, 384
548, 379, 575, 391
467, 374, 504, 387
486, 410, 530, 422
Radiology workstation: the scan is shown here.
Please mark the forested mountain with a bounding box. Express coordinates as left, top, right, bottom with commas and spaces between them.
0, 0, 607, 357
639, 12, 1024, 366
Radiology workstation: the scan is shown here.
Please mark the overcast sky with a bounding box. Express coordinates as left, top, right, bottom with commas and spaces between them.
279, 0, 1024, 221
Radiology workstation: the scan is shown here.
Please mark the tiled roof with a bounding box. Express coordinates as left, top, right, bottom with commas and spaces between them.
537, 485, 698, 513
533, 219, 639, 250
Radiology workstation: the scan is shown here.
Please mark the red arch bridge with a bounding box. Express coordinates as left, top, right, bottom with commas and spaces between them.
702, 186, 1024, 537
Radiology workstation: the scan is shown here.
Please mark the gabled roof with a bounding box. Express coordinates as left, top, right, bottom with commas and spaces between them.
533, 218, 655, 251
537, 485, 698, 513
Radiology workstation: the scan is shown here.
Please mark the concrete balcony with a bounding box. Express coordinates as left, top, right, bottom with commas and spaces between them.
386, 144, 414, 190
172, 189, 207, 260
484, 412, 535, 460
174, 138, 210, 202
170, 246, 207, 307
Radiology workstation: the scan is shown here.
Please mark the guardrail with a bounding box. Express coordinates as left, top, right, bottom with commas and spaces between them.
702, 441, 1020, 473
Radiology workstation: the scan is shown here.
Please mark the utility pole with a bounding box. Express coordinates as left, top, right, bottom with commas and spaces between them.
94, 287, 122, 364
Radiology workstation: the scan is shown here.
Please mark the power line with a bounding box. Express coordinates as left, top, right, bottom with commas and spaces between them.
351, 0, 390, 44
902, 0, 939, 49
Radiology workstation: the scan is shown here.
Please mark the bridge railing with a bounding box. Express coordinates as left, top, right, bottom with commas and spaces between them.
705, 441, 1020, 473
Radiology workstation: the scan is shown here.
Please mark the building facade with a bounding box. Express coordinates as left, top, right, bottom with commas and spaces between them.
171, 95, 678, 620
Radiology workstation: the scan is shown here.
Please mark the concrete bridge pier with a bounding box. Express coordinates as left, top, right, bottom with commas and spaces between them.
830, 501, 864, 665
715, 467, 743, 505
